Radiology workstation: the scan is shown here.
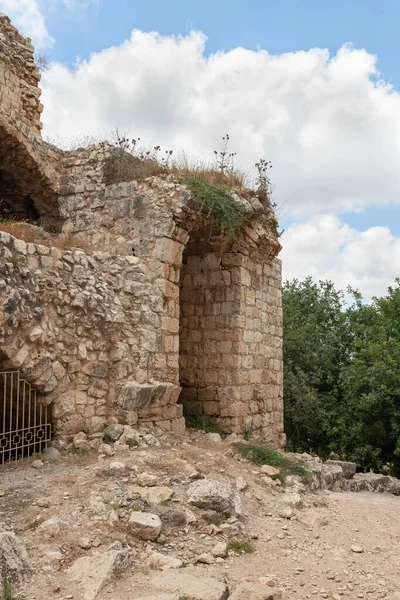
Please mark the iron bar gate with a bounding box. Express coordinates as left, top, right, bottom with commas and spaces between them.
0, 371, 51, 465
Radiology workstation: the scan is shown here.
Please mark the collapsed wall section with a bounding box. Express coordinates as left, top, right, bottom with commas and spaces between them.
0, 13, 43, 133
0, 15, 63, 231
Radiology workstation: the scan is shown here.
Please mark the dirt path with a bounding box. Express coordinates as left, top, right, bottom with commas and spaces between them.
103, 489, 400, 600
0, 434, 399, 600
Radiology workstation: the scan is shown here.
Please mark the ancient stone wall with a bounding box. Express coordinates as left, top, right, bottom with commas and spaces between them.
0, 14, 285, 447
0, 14, 42, 133
0, 15, 62, 231
180, 245, 283, 442
0, 160, 284, 444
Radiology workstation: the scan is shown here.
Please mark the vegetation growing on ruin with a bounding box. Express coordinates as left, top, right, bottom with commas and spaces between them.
181, 175, 244, 238
283, 277, 400, 477
182, 404, 226, 435
236, 442, 311, 482
103, 131, 275, 237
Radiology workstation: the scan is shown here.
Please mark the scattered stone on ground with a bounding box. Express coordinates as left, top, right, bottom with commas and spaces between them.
1, 429, 400, 600
67, 549, 132, 600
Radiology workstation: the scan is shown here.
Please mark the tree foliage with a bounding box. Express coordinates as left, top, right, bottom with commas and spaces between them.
283, 277, 400, 476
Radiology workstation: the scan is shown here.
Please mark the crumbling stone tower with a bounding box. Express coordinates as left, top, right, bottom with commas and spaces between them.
0, 14, 285, 447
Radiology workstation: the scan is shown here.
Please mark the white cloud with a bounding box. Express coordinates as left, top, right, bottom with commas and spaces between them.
61, 0, 99, 8
0, 0, 53, 47
281, 214, 400, 299
40, 31, 400, 221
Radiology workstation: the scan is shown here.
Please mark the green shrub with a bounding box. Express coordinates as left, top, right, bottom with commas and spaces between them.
236, 442, 311, 483
182, 403, 225, 435
2, 569, 17, 600
181, 175, 244, 238
227, 539, 254, 554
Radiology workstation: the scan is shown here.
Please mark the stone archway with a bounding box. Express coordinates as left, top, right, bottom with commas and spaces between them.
0, 122, 62, 231
0, 350, 52, 463
179, 226, 237, 426
177, 215, 285, 444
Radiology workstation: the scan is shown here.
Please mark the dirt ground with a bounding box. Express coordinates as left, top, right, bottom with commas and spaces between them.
0, 432, 399, 600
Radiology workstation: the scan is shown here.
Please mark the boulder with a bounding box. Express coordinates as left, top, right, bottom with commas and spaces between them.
37, 516, 68, 536
128, 512, 162, 540
260, 465, 280, 479
187, 479, 242, 517
151, 568, 229, 600
386, 476, 400, 495
205, 433, 222, 444
97, 443, 115, 456
321, 464, 344, 491
102, 424, 125, 442
128, 485, 174, 505
230, 581, 282, 600
73, 431, 89, 450
0, 532, 32, 583
282, 492, 303, 509
108, 461, 126, 473
211, 542, 228, 558
325, 460, 357, 479
117, 425, 140, 447
68, 549, 132, 600
137, 472, 159, 487
144, 552, 182, 570
348, 473, 389, 493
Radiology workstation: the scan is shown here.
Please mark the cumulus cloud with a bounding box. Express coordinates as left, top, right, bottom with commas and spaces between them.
40, 30, 400, 220
281, 214, 400, 299
0, 0, 53, 47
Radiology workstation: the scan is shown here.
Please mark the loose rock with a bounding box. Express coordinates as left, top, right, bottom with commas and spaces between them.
68, 549, 132, 600
128, 512, 162, 541
187, 479, 242, 517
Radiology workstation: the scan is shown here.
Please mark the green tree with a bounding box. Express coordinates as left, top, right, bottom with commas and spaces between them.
339, 279, 400, 475
283, 277, 400, 476
283, 277, 348, 456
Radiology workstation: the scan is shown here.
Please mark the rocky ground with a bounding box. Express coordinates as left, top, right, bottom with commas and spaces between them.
0, 426, 400, 600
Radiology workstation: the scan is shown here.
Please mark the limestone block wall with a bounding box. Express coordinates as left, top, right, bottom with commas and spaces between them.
180, 245, 284, 445
179, 247, 241, 412
0, 14, 42, 133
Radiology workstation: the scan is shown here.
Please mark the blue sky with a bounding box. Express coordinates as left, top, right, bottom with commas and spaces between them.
47, 0, 400, 89
44, 0, 400, 239
2, 0, 400, 297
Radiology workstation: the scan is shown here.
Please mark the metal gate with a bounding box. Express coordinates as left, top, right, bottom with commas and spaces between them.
0, 371, 51, 465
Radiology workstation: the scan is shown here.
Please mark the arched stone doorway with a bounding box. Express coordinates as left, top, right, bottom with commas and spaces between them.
0, 355, 52, 464
178, 219, 284, 443
0, 123, 61, 231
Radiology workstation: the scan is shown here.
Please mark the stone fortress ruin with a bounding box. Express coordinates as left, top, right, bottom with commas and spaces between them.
0, 13, 285, 456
